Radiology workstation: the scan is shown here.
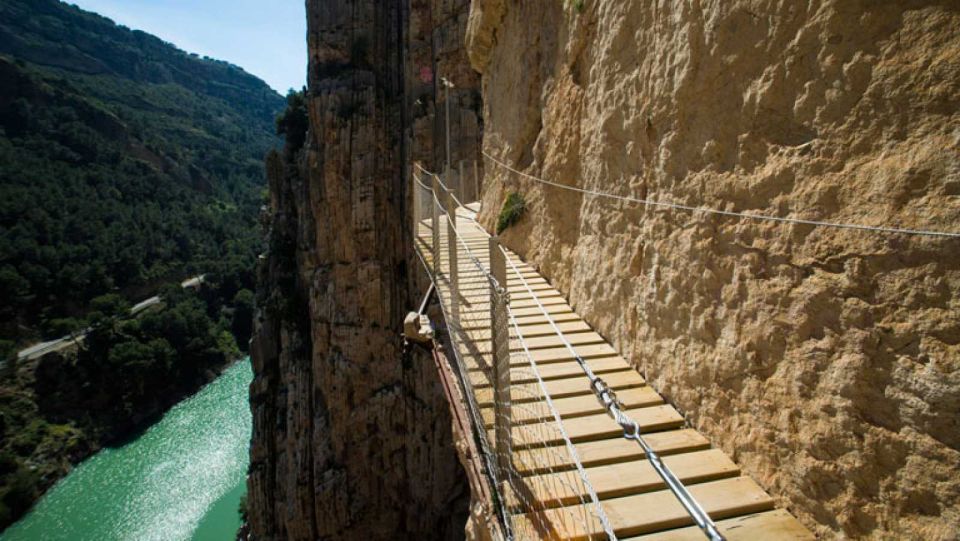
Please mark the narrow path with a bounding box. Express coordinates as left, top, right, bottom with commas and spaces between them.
416, 203, 813, 540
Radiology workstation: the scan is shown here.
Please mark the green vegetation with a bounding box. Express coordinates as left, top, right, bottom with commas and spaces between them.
0, 0, 283, 351
572, 0, 586, 13
275, 88, 309, 157
0, 284, 252, 527
0, 0, 285, 529
496, 192, 527, 234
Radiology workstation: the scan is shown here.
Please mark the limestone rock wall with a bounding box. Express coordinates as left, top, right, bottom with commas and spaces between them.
405, 0, 483, 171
246, 1, 480, 539
468, 1, 960, 538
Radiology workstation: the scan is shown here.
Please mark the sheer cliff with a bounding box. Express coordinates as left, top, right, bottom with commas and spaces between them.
247, 1, 478, 539
468, 1, 959, 539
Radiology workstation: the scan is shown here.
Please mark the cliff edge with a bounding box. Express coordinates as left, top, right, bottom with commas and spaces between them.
246, 1, 479, 539
469, 1, 959, 538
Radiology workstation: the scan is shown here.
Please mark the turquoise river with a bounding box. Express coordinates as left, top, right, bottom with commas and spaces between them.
0, 359, 252, 541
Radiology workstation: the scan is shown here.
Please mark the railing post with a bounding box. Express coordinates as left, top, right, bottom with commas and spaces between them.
458, 160, 467, 201
473, 160, 480, 203
444, 165, 455, 204
444, 181, 459, 326
412, 168, 420, 233
431, 175, 441, 277
488, 236, 511, 486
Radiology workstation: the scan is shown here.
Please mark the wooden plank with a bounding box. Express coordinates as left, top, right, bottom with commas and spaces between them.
625, 510, 814, 541
509, 312, 582, 328
508, 449, 739, 508
421, 205, 813, 541
475, 369, 646, 406
452, 262, 540, 275
512, 357, 627, 381
461, 330, 609, 355
458, 307, 577, 330
513, 430, 711, 475
463, 322, 591, 343
501, 303, 575, 318
456, 341, 620, 365
491, 404, 684, 449
508, 320, 592, 337
457, 295, 568, 313
524, 343, 619, 363
468, 356, 629, 387
480, 386, 663, 428
511, 477, 775, 540
456, 279, 551, 291
512, 331, 607, 351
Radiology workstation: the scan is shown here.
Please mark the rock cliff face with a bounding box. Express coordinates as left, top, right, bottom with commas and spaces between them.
247, 0, 479, 539
469, 1, 959, 539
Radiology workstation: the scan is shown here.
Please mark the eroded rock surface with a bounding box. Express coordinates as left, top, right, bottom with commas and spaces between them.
469, 1, 960, 538
246, 1, 479, 539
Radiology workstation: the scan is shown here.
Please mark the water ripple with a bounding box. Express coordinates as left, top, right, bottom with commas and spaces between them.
1, 359, 252, 541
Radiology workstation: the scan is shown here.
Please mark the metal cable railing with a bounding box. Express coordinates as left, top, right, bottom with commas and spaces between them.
483, 151, 960, 239
500, 247, 725, 541
412, 162, 733, 540
413, 167, 615, 539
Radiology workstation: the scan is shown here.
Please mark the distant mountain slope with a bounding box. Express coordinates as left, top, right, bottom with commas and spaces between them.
0, 0, 284, 352
0, 0, 280, 120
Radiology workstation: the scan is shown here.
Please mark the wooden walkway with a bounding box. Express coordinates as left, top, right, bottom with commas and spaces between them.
416, 203, 813, 540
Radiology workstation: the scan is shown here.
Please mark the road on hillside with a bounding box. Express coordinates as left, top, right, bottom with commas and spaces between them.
8, 275, 206, 366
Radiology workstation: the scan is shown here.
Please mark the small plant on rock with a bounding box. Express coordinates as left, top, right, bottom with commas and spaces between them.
496, 192, 526, 234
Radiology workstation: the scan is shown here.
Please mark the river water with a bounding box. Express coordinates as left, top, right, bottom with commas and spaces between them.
0, 359, 252, 541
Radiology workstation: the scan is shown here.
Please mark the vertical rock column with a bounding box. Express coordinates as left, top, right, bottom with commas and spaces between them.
405, 0, 483, 173
247, 1, 467, 539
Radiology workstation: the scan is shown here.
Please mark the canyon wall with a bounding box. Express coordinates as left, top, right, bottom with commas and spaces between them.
247, 0, 479, 539
469, 1, 959, 539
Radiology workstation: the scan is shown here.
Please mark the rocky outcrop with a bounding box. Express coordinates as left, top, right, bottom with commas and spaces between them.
405, 0, 483, 172
469, 1, 959, 539
247, 1, 480, 539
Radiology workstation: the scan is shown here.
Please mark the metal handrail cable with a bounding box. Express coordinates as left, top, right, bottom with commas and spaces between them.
501, 246, 726, 541
484, 151, 960, 239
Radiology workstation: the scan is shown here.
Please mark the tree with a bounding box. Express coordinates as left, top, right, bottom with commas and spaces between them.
231, 288, 255, 351
275, 88, 308, 154
90, 294, 131, 317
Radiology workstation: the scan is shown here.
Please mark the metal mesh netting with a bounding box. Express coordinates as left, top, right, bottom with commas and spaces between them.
413, 167, 614, 540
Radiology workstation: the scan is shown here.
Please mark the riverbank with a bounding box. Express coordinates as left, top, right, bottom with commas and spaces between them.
0, 284, 250, 531
0, 359, 252, 541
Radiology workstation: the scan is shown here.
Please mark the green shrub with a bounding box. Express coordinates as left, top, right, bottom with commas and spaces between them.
0, 465, 40, 522
0, 452, 18, 476
275, 88, 308, 153
496, 193, 526, 235
41, 318, 82, 339
573, 0, 585, 13
238, 493, 248, 522
0, 340, 14, 363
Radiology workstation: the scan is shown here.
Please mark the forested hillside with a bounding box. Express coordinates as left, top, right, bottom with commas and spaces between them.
0, 0, 286, 528
0, 0, 283, 355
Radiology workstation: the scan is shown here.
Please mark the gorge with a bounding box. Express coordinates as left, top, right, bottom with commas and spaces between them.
0, 0, 954, 539
0, 0, 279, 531
0, 360, 252, 541
249, 0, 958, 540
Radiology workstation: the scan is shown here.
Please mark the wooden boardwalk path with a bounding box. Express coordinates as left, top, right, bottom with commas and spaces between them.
416, 202, 813, 540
